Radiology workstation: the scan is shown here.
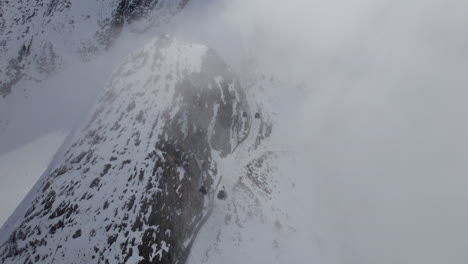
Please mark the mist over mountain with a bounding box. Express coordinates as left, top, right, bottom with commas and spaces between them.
1, 0, 468, 263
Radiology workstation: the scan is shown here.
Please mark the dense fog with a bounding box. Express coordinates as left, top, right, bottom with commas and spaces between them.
174, 0, 468, 263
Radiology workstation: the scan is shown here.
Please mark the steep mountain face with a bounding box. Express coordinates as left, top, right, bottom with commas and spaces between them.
0, 36, 275, 264
185, 75, 296, 264
0, 0, 189, 97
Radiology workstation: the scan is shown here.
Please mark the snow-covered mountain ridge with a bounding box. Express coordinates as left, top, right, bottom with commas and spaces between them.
0, 36, 282, 264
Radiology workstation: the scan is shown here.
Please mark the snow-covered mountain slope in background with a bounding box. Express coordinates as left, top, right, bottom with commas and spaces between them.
0, 0, 188, 97
0, 36, 275, 264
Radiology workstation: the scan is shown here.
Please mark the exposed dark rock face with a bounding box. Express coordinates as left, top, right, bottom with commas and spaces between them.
0, 36, 256, 264
0, 41, 32, 97
0, 0, 189, 97
95, 0, 188, 48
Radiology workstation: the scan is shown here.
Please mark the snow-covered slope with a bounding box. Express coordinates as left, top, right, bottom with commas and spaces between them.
0, 0, 188, 97
0, 0, 191, 232
0, 36, 276, 264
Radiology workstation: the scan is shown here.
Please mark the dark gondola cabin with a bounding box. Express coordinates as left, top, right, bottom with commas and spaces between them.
217, 189, 227, 200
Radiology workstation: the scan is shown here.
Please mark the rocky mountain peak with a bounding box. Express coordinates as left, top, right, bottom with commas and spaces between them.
0, 36, 274, 264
